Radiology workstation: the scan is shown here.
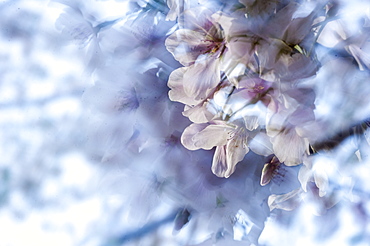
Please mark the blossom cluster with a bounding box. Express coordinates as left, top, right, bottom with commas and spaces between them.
166, 2, 318, 178
165, 0, 370, 210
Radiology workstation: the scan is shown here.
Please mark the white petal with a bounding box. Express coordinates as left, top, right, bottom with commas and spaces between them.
249, 132, 273, 156
181, 123, 209, 150
348, 44, 370, 71
298, 164, 312, 192
212, 145, 228, 178
183, 59, 221, 101
192, 124, 231, 150
314, 170, 328, 197
178, 7, 214, 32
183, 104, 214, 123
243, 115, 259, 131
211, 11, 233, 38
261, 2, 298, 40
285, 10, 315, 44
272, 128, 308, 166
227, 36, 256, 65
165, 0, 180, 21
268, 188, 303, 211
168, 67, 199, 105
165, 29, 212, 66
225, 136, 249, 177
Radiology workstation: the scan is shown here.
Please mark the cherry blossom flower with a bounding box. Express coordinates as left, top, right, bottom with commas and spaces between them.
181, 119, 256, 178
265, 87, 315, 166
165, 7, 228, 100
165, 7, 226, 66
255, 4, 319, 81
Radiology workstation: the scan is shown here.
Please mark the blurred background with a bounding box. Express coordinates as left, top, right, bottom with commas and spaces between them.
1, 0, 370, 246
0, 1, 198, 245
0, 0, 123, 245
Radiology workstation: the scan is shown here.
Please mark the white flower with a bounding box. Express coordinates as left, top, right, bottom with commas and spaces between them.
265, 88, 315, 166
181, 120, 252, 178
165, 7, 226, 66
165, 7, 227, 101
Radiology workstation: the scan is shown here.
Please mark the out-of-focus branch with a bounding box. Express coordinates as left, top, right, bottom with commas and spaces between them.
103, 208, 182, 246
311, 119, 369, 153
